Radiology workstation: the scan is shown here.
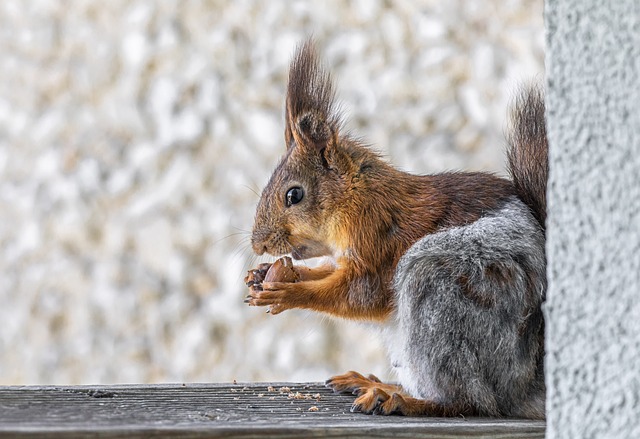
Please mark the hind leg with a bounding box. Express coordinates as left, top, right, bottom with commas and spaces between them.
391, 200, 546, 418
326, 371, 472, 416
376, 393, 473, 416
326, 371, 405, 413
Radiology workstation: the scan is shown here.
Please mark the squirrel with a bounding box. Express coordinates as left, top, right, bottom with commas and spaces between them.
245, 40, 547, 420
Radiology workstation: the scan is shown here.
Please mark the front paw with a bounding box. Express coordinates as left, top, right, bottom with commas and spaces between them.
244, 281, 296, 315
244, 263, 272, 288
244, 257, 299, 290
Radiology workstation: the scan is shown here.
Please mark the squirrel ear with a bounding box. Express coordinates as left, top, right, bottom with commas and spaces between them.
291, 110, 336, 157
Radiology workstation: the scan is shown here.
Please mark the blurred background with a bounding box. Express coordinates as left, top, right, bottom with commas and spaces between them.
0, 0, 543, 385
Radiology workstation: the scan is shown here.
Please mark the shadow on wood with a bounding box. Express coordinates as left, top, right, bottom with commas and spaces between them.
0, 383, 545, 438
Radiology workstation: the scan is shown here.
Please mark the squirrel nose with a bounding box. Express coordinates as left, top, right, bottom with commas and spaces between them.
251, 237, 267, 255
251, 228, 271, 255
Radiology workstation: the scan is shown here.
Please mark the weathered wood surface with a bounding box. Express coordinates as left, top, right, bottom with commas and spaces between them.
0, 383, 545, 438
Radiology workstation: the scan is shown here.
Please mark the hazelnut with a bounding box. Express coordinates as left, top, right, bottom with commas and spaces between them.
264, 256, 299, 283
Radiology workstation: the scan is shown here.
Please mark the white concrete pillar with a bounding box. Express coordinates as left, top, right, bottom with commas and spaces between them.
545, 1, 640, 438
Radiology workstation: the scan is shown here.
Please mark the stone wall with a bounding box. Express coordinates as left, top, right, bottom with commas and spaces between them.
0, 1, 543, 384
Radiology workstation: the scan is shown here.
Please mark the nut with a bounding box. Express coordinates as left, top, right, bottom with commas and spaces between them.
264, 256, 299, 283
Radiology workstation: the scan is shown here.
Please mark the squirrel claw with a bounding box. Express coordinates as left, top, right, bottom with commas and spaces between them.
244, 263, 273, 287
325, 378, 340, 392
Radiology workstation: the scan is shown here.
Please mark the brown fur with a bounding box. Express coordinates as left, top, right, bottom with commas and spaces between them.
458, 274, 496, 309
507, 84, 548, 229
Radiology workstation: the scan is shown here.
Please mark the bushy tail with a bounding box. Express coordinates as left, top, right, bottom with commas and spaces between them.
507, 85, 548, 230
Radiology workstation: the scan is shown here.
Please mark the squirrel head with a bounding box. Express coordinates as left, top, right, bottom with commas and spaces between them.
251, 40, 361, 260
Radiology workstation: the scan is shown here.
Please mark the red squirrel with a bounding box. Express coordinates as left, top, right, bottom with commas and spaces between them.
245, 40, 547, 419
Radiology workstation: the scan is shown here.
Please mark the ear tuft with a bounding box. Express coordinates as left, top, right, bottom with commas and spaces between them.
285, 39, 340, 150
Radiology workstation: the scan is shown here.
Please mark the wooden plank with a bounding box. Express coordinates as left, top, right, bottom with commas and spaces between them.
0, 383, 545, 438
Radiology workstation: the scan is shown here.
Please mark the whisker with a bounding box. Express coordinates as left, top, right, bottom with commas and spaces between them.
242, 184, 261, 198
231, 225, 251, 234
211, 232, 249, 247
230, 241, 252, 262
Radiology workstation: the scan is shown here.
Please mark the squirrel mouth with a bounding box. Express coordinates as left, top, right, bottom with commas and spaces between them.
290, 241, 333, 260
291, 246, 307, 260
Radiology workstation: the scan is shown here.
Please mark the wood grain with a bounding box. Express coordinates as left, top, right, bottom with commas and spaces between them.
0, 383, 545, 438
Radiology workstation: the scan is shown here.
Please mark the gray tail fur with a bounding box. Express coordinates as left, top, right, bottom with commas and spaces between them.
506, 85, 548, 230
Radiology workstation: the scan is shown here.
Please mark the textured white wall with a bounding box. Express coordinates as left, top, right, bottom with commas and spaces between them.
545, 1, 640, 437
0, 1, 543, 385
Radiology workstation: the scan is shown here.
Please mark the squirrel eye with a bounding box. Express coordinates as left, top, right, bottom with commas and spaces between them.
285, 187, 304, 207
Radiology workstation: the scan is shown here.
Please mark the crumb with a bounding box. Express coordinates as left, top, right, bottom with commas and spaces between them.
258, 393, 264, 397
308, 406, 319, 412
233, 379, 237, 384
267, 386, 276, 392
296, 407, 302, 412
269, 396, 275, 400
313, 393, 321, 400
230, 388, 238, 393
278, 386, 291, 393
233, 397, 239, 401
242, 387, 248, 392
